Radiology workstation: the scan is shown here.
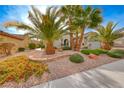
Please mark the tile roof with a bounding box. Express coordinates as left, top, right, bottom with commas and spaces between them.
0, 31, 24, 40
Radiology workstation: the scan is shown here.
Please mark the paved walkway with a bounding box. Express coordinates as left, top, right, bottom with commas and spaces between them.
32, 59, 124, 88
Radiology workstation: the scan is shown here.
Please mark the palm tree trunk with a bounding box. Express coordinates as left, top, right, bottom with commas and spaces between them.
46, 41, 55, 55
75, 27, 85, 51
69, 18, 74, 50
101, 42, 111, 50
74, 32, 79, 51
70, 32, 74, 49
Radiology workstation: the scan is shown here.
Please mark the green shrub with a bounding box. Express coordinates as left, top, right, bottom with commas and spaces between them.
80, 49, 108, 55
110, 49, 124, 54
69, 54, 84, 63
62, 46, 71, 50
96, 49, 108, 54
37, 43, 45, 48
18, 47, 25, 52
107, 49, 124, 58
40, 45, 45, 48
28, 43, 36, 49
0, 55, 48, 85
80, 49, 99, 55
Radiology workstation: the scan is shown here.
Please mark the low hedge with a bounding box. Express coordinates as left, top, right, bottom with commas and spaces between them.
28, 43, 36, 49
96, 49, 108, 54
18, 47, 25, 52
107, 49, 124, 58
62, 46, 72, 50
69, 54, 84, 63
37, 44, 45, 49
80, 49, 108, 55
0, 55, 48, 85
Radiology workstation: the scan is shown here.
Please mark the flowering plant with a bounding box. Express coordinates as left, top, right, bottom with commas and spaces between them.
0, 55, 48, 84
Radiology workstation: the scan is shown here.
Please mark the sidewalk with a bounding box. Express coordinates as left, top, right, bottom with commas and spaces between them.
32, 59, 124, 88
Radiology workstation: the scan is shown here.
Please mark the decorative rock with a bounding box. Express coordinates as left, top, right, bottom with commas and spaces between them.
88, 54, 98, 59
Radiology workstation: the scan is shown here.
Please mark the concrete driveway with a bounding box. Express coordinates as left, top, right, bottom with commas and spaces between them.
33, 59, 124, 88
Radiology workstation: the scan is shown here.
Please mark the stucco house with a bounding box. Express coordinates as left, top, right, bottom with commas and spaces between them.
1, 29, 124, 54
54, 35, 70, 48
0, 31, 31, 53
55, 32, 99, 49
113, 28, 124, 48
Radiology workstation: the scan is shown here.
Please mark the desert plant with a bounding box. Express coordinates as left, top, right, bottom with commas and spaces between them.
37, 44, 45, 49
96, 48, 108, 54
18, 47, 25, 52
28, 43, 36, 49
60, 6, 102, 51
0, 55, 48, 85
69, 53, 84, 63
71, 6, 102, 51
107, 49, 124, 58
60, 6, 80, 49
80, 49, 108, 55
81, 49, 99, 55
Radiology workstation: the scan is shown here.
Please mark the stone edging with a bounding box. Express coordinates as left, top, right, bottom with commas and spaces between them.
29, 54, 72, 63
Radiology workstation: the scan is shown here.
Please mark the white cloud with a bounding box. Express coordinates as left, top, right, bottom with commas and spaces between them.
35, 5, 49, 14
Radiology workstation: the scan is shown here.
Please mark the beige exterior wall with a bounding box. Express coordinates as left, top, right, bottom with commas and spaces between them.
54, 35, 70, 48
0, 34, 30, 53
114, 37, 124, 47
22, 35, 31, 48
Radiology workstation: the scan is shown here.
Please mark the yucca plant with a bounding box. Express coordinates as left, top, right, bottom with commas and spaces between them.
4, 6, 67, 54
92, 22, 123, 50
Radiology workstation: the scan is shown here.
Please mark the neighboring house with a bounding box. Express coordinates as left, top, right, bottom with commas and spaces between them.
114, 37, 124, 47
84, 32, 100, 49
113, 28, 124, 48
0, 31, 31, 53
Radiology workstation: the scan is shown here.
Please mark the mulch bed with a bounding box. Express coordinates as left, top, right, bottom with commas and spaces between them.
0, 51, 122, 88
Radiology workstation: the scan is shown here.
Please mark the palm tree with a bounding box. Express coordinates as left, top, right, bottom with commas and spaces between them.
4, 6, 67, 54
60, 5, 79, 49
72, 6, 102, 51
92, 22, 123, 50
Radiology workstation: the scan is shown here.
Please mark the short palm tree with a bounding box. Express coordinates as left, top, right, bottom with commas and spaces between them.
4, 6, 67, 54
72, 6, 102, 51
93, 21, 123, 50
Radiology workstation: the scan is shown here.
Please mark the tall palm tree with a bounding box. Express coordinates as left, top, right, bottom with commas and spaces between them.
72, 6, 102, 51
60, 5, 79, 49
4, 6, 67, 54
92, 21, 123, 50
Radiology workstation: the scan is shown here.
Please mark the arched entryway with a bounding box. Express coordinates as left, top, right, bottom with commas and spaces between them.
64, 39, 69, 46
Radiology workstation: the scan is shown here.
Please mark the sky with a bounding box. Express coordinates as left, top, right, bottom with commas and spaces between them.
0, 5, 124, 34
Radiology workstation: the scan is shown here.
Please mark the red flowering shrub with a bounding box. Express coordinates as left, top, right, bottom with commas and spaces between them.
0, 55, 48, 84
